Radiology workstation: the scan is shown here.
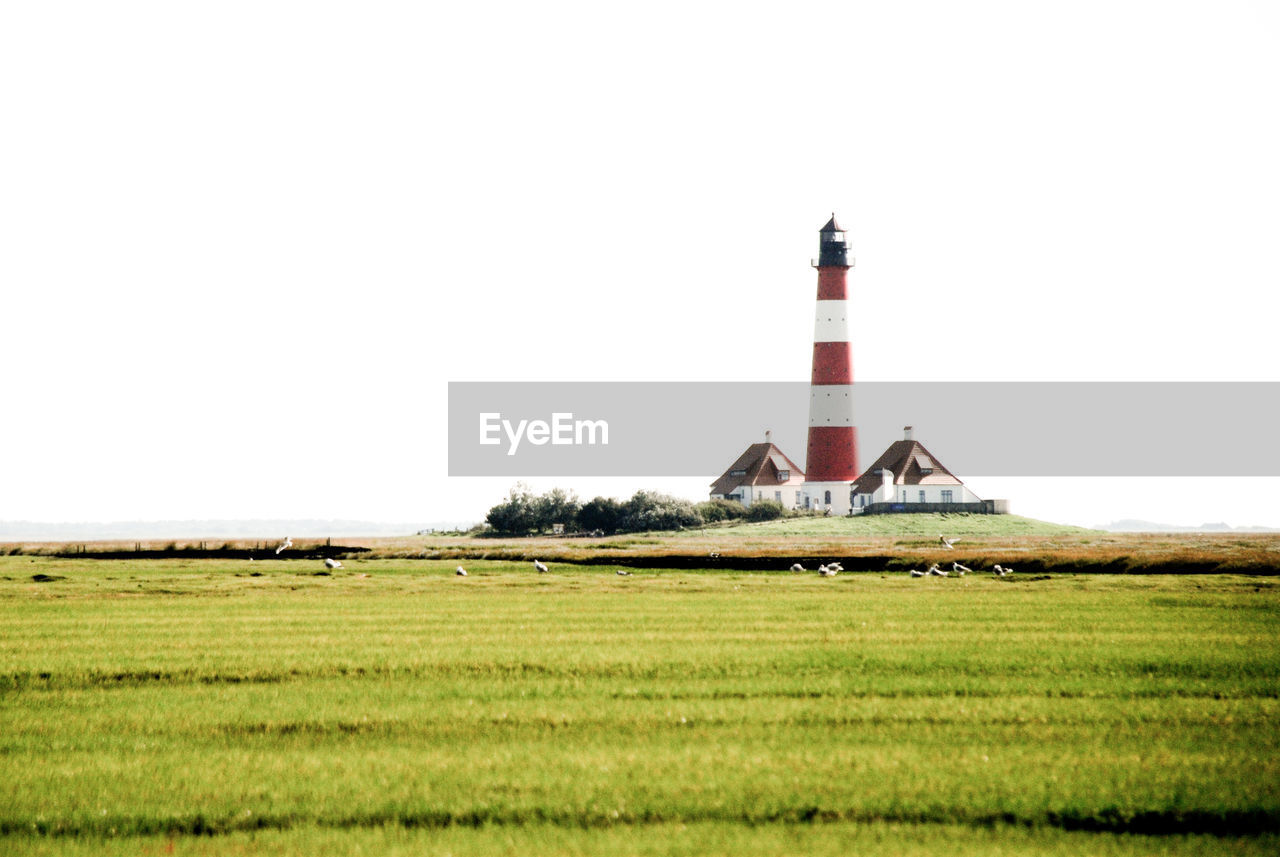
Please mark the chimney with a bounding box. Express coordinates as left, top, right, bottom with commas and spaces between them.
765, 429, 772, 444
904, 425, 914, 441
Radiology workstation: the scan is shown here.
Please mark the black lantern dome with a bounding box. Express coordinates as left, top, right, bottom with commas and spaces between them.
815, 214, 851, 268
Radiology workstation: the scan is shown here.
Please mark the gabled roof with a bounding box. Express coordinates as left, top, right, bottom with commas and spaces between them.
710, 442, 805, 496
850, 439, 964, 494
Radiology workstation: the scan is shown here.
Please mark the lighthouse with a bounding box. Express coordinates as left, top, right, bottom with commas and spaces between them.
801, 215, 858, 515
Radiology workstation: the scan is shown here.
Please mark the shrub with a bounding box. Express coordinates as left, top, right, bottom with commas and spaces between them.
533, 487, 581, 533
485, 484, 539, 535
486, 487, 708, 536
696, 498, 747, 523
485, 486, 581, 535
746, 500, 786, 522
577, 496, 625, 534
617, 491, 704, 533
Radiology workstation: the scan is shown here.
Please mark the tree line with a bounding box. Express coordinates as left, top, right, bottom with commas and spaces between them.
483, 484, 788, 536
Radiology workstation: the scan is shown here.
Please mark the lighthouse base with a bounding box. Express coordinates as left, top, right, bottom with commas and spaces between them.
801, 481, 855, 517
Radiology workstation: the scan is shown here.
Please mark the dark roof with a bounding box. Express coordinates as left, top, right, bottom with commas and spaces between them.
820, 214, 843, 233
850, 439, 964, 494
710, 442, 805, 496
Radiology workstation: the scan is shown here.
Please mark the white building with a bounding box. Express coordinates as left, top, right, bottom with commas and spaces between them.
849, 426, 985, 512
710, 432, 806, 509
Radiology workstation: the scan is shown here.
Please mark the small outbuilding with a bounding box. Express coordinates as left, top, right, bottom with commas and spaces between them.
710, 432, 806, 509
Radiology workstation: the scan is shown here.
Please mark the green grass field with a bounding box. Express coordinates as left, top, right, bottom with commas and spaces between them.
1, 555, 1277, 855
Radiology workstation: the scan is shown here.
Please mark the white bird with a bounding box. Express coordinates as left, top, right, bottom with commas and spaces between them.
910, 569, 926, 578
819, 565, 838, 577
275, 537, 293, 555
616, 569, 632, 576
952, 562, 971, 576
939, 536, 960, 549
993, 564, 1012, 577
456, 565, 468, 576
708, 551, 721, 559
324, 557, 342, 570
927, 563, 948, 577
534, 560, 549, 573
827, 562, 843, 572
790, 563, 805, 573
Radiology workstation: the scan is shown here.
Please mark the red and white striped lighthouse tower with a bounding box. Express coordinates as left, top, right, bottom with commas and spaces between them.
802, 215, 858, 514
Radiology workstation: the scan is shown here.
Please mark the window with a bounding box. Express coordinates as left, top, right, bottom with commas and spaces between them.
775, 490, 782, 503
730, 469, 746, 478
777, 469, 789, 481
941, 489, 954, 503
824, 490, 832, 505
919, 490, 926, 503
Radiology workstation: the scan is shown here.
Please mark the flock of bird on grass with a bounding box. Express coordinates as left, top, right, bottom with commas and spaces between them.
275, 534, 1012, 580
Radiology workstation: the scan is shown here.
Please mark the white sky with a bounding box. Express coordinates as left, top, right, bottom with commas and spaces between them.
2, 2, 1279, 530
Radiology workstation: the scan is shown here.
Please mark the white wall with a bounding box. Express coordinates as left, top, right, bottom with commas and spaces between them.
802, 481, 854, 516
855, 483, 982, 505
712, 485, 804, 510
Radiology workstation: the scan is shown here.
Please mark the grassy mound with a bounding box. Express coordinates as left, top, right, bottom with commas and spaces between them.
689, 513, 1091, 539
